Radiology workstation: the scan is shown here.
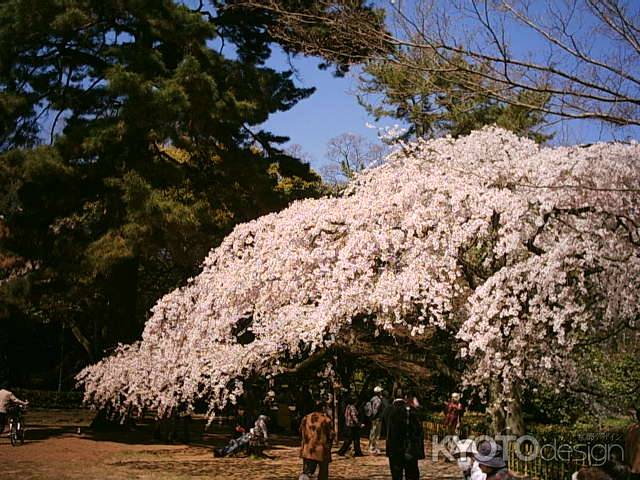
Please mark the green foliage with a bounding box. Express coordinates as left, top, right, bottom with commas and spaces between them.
13, 389, 84, 409
522, 384, 590, 426
359, 50, 551, 142
0, 0, 325, 387
521, 344, 640, 426
526, 422, 629, 447
577, 346, 640, 411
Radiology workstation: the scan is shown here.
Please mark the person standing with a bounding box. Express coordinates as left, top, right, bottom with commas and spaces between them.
366, 386, 385, 454
263, 389, 280, 432
444, 392, 464, 435
294, 385, 314, 432
381, 389, 392, 435
386, 394, 425, 480
299, 407, 335, 480
337, 396, 364, 457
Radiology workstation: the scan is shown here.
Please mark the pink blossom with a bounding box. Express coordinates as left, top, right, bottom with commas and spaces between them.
76, 127, 640, 419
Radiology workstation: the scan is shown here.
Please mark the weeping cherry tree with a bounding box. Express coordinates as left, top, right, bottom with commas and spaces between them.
77, 128, 640, 433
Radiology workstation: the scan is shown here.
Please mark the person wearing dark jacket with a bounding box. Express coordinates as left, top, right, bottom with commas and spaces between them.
235, 406, 255, 434
386, 396, 425, 480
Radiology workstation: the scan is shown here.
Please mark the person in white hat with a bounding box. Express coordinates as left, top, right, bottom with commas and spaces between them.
365, 386, 385, 454
444, 392, 464, 435
454, 439, 486, 480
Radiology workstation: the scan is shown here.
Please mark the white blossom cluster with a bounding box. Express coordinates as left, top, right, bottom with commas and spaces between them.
76, 127, 640, 419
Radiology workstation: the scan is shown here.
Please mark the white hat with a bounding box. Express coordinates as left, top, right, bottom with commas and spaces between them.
451, 392, 461, 400
374, 386, 383, 393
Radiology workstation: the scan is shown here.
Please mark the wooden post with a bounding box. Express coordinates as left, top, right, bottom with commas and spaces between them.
57, 322, 65, 393
333, 379, 340, 439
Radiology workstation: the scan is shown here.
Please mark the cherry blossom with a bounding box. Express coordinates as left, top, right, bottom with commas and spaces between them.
77, 127, 640, 419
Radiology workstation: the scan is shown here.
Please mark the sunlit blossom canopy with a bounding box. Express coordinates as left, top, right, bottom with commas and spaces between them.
77, 127, 640, 419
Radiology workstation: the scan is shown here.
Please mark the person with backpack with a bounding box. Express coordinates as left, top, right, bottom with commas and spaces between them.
365, 386, 385, 454
337, 395, 364, 457
386, 393, 425, 480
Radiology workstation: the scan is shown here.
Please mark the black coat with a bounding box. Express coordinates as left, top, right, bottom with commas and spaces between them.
235, 412, 254, 432
385, 399, 425, 460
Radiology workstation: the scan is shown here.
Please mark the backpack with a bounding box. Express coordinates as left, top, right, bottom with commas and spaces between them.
364, 395, 381, 418
364, 400, 374, 418
344, 404, 358, 427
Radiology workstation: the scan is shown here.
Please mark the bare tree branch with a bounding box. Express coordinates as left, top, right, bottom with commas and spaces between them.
230, 0, 640, 128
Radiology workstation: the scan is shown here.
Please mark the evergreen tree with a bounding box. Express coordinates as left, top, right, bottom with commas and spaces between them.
359, 49, 551, 142
0, 0, 324, 386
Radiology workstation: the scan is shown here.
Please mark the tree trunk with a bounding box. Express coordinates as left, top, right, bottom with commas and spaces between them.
488, 380, 507, 435
70, 321, 93, 360
332, 379, 340, 439
487, 381, 525, 437
505, 386, 525, 437
57, 323, 65, 392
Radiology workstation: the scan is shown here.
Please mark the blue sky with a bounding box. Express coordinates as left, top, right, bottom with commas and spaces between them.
262, 46, 382, 171
40, 0, 640, 171
257, 1, 640, 173
262, 45, 638, 172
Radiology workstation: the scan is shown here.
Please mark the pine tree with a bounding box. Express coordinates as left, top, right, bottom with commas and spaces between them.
0, 0, 325, 385
359, 50, 551, 142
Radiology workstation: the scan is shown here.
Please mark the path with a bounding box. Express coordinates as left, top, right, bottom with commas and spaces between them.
0, 409, 461, 479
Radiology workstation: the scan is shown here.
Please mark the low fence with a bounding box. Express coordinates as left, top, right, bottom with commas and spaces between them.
422, 419, 485, 439
506, 442, 582, 480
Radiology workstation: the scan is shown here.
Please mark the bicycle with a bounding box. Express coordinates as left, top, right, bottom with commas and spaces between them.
7, 403, 27, 446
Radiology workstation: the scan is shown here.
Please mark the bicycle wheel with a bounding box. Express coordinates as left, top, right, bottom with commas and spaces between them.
18, 422, 24, 445
9, 422, 17, 446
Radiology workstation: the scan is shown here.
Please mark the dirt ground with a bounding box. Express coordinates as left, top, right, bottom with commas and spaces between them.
0, 409, 461, 480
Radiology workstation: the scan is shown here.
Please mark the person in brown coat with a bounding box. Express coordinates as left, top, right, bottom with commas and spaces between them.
299, 407, 335, 480
626, 408, 640, 479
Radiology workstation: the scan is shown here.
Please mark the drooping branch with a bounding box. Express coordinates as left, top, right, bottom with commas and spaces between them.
76, 128, 640, 421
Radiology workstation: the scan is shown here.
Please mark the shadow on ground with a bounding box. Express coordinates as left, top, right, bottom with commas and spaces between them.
0, 409, 462, 479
